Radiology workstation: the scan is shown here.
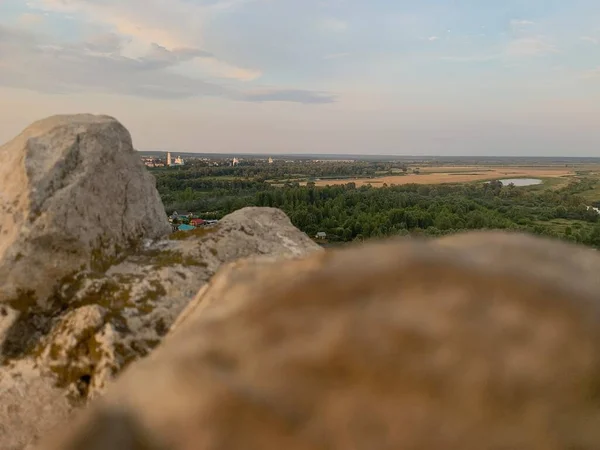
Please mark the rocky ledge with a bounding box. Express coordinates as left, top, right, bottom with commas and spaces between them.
38, 231, 600, 450
0, 115, 320, 450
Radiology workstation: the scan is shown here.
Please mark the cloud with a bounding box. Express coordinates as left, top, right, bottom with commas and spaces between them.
581, 68, 600, 79
320, 18, 348, 33
0, 24, 333, 104
189, 58, 262, 81
28, 0, 259, 80
323, 52, 350, 60
440, 54, 499, 63
581, 36, 599, 45
240, 89, 335, 104
441, 35, 557, 64
84, 33, 129, 54
510, 19, 535, 27
428, 36, 439, 41
140, 44, 214, 70
18, 13, 45, 26
506, 37, 557, 57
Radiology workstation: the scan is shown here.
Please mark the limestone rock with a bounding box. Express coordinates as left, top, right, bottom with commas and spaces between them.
1, 206, 320, 394
0, 361, 71, 450
0, 206, 320, 450
36, 305, 118, 400
24, 207, 322, 401
37, 232, 600, 450
214, 207, 320, 259
0, 114, 171, 305
0, 114, 323, 450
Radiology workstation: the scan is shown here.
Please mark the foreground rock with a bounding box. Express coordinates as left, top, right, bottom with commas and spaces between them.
0, 361, 72, 450
1, 206, 320, 450
24, 207, 321, 401
38, 232, 600, 450
0, 114, 171, 306
0, 114, 321, 450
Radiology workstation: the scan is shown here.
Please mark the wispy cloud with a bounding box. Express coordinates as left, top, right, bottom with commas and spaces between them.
323, 52, 350, 60
506, 37, 557, 57
581, 67, 600, 79
28, 0, 260, 81
428, 36, 439, 42
18, 13, 45, 26
319, 18, 348, 33
441, 34, 557, 64
440, 54, 499, 63
580, 36, 599, 45
240, 89, 335, 104
0, 24, 333, 104
510, 19, 535, 27
84, 33, 128, 55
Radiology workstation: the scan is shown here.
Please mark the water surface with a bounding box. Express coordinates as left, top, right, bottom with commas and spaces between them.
499, 178, 543, 187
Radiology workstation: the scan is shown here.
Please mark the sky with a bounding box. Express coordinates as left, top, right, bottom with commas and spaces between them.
0, 0, 599, 156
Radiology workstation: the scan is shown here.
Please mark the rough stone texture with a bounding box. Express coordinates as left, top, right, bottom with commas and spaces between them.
0, 114, 171, 305
0, 114, 323, 450
37, 232, 600, 450
24, 207, 322, 401
0, 361, 71, 450
36, 305, 118, 400
0, 207, 320, 450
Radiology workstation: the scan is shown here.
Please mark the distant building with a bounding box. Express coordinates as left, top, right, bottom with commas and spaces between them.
315, 232, 327, 239
178, 224, 196, 232
232, 158, 239, 167
268, 157, 274, 164
170, 211, 193, 222
190, 218, 205, 227
141, 156, 165, 168
167, 152, 184, 166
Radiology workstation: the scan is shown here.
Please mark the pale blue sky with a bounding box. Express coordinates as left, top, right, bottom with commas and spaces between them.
0, 0, 599, 155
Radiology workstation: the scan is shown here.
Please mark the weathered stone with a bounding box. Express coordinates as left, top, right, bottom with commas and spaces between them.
0, 114, 171, 305
29, 207, 322, 402
36, 305, 118, 400
0, 361, 71, 450
37, 232, 600, 450
1, 206, 320, 450
0, 115, 323, 450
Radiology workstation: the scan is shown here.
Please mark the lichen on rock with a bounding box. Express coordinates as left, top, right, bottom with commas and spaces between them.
36, 305, 112, 401
0, 114, 171, 305
35, 232, 600, 450
0, 114, 322, 450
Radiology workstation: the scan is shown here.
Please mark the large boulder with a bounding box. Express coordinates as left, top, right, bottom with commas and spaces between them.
0, 115, 324, 450
37, 232, 600, 450
0, 206, 321, 450
0, 360, 72, 450
24, 207, 322, 401
0, 114, 171, 305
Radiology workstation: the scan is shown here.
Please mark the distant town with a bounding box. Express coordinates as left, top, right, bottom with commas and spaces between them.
141, 152, 357, 169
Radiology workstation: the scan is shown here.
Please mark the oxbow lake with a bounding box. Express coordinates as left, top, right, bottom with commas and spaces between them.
499, 178, 543, 187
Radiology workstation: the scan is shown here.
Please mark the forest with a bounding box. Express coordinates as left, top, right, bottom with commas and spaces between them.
180, 159, 408, 181
153, 165, 600, 249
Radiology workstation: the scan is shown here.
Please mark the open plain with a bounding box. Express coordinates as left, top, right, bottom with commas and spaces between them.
310, 166, 580, 187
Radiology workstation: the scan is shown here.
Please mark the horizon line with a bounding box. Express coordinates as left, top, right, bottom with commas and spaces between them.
136, 150, 600, 160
